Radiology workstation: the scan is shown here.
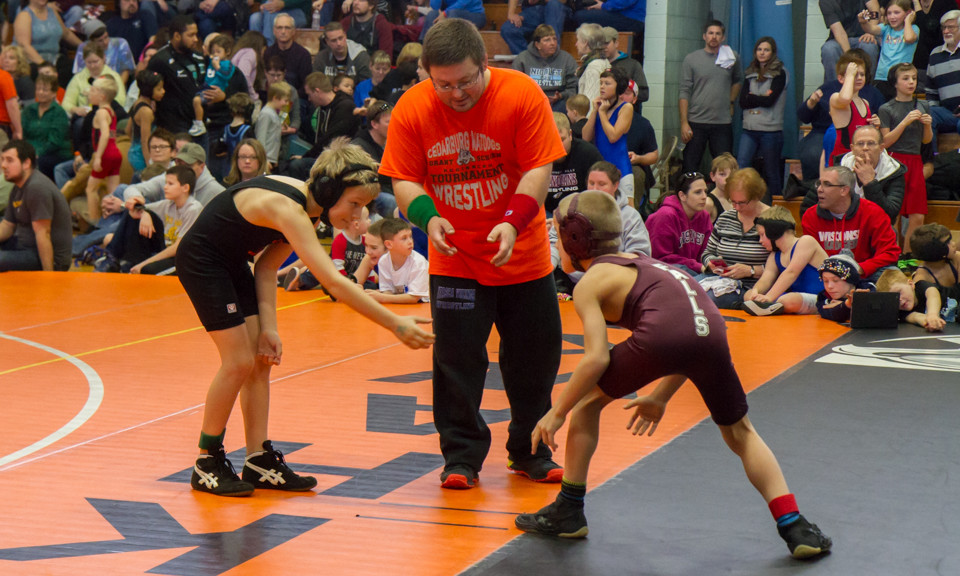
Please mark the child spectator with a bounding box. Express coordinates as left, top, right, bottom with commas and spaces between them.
127, 69, 164, 175
515, 190, 832, 560
373, 43, 421, 100
354, 216, 386, 290
910, 223, 959, 288
255, 81, 293, 169
365, 217, 429, 304
877, 267, 957, 330
263, 55, 301, 160
828, 58, 877, 166
333, 73, 355, 97
231, 31, 268, 105
331, 204, 369, 277
222, 93, 255, 159
354, 50, 391, 113
859, 0, 918, 101
190, 35, 237, 137
742, 206, 828, 316
878, 62, 932, 254
566, 93, 589, 140
705, 152, 738, 222
85, 76, 123, 223
646, 171, 712, 276
285, 206, 372, 292
103, 165, 203, 275
382, 61, 420, 106
816, 250, 875, 323
22, 73, 71, 180
583, 67, 634, 202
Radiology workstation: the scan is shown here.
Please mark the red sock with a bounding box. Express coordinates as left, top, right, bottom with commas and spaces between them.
768, 493, 799, 520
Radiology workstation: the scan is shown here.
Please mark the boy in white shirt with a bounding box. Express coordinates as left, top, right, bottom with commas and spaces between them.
366, 217, 429, 304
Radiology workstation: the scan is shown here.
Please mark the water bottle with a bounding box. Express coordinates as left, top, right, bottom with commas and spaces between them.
312, 9, 322, 30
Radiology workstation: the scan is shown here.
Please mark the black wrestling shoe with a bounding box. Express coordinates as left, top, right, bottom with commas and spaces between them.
742, 300, 785, 317
515, 497, 588, 538
241, 441, 318, 491
191, 448, 255, 497
440, 464, 478, 489
507, 456, 563, 483
778, 515, 832, 559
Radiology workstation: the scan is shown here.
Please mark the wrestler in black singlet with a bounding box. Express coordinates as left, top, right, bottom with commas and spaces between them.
177, 175, 313, 331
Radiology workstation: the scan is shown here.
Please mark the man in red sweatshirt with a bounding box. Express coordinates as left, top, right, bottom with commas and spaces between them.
801, 165, 899, 282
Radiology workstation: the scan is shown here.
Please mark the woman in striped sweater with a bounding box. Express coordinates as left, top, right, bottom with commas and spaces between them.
699, 168, 771, 309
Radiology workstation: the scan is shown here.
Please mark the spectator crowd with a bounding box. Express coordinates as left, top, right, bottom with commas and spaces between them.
0, 0, 957, 331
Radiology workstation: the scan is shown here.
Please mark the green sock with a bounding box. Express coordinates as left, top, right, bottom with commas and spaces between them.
198, 430, 225, 451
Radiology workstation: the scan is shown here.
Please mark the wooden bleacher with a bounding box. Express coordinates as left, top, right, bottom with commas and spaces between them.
484, 2, 510, 29
295, 1, 631, 58
295, 26, 631, 60
481, 2, 632, 61
481, 30, 632, 66
296, 28, 325, 54
774, 197, 960, 234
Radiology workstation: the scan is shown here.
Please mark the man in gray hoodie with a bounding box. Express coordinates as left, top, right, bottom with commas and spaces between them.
313, 22, 372, 83
512, 24, 578, 112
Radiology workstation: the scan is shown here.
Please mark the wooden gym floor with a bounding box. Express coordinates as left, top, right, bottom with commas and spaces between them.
0, 272, 955, 575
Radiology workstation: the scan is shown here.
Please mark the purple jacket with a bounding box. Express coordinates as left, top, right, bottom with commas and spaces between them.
646, 194, 713, 272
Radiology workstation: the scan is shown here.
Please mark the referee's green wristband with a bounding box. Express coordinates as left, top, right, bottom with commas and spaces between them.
407, 194, 440, 231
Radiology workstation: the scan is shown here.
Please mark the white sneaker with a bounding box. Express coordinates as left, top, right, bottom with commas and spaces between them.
283, 267, 303, 291
742, 300, 785, 317
189, 120, 207, 136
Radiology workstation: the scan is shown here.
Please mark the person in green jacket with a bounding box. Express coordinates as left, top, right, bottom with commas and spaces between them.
21, 73, 71, 180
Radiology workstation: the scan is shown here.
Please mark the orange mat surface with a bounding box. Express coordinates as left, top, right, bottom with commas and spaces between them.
0, 272, 848, 575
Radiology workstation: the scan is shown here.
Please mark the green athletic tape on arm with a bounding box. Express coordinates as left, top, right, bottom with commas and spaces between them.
407, 194, 440, 231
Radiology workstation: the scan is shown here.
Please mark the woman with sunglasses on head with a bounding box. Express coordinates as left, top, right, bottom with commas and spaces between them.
646, 171, 712, 277
699, 167, 771, 309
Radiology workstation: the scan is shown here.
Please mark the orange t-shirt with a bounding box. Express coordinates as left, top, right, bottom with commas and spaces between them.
0, 70, 16, 124
380, 67, 566, 286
